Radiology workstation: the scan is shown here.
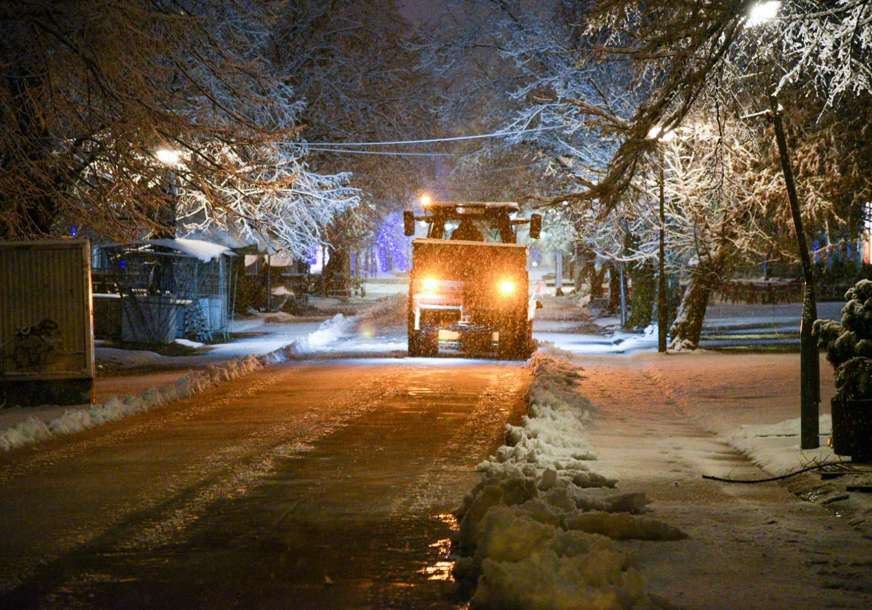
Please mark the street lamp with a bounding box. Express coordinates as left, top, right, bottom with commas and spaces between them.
647, 125, 675, 353
153, 146, 182, 240
746, 0, 820, 449
155, 147, 181, 167
746, 1, 781, 28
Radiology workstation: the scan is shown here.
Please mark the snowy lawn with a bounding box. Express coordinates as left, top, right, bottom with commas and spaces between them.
453, 350, 684, 609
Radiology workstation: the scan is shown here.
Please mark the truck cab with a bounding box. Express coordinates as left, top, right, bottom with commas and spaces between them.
403, 201, 541, 359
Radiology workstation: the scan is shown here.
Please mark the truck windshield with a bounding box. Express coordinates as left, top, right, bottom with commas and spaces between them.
430, 214, 513, 243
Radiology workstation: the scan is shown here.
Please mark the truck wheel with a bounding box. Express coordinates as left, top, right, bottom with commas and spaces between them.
408, 331, 422, 356
498, 324, 526, 360
526, 321, 536, 357
408, 329, 438, 357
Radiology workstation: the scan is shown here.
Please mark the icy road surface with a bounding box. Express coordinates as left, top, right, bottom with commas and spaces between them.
0, 359, 530, 608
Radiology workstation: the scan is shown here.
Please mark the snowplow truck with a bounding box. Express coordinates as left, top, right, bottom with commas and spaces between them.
403, 201, 542, 359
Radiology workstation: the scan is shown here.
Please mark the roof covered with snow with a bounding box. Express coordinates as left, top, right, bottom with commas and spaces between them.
143, 238, 234, 262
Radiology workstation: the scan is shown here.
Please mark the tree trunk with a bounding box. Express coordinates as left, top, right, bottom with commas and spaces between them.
626, 259, 655, 329
668, 261, 717, 351
607, 263, 621, 313
323, 246, 350, 297
589, 264, 606, 299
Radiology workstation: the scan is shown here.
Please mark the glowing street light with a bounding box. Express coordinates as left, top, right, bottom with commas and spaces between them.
746, 1, 781, 28
646, 124, 676, 142
155, 147, 181, 167
419, 193, 432, 207
154, 147, 182, 243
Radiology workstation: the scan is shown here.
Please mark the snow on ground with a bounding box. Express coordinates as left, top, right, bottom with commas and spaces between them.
539, 299, 848, 356
145, 237, 231, 262
571, 350, 841, 479
536, 322, 658, 356
0, 315, 354, 452
453, 350, 684, 609
725, 414, 838, 476
308, 294, 409, 355
95, 347, 170, 369
94, 318, 328, 371
290, 314, 358, 354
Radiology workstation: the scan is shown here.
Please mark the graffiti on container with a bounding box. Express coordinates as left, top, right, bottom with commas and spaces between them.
12, 319, 61, 370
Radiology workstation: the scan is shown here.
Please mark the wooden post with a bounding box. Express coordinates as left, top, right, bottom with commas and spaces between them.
770, 94, 820, 449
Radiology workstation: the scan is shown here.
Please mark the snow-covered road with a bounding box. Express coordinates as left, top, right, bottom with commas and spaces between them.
3, 295, 871, 609
0, 358, 530, 608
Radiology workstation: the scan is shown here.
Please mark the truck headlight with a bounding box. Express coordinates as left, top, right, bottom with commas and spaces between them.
422, 276, 439, 292
497, 278, 516, 297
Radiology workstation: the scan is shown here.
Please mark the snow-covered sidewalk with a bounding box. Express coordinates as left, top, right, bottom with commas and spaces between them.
0, 314, 356, 452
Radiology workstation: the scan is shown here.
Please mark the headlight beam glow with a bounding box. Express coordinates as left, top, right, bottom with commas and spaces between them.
497, 278, 516, 297
422, 277, 439, 292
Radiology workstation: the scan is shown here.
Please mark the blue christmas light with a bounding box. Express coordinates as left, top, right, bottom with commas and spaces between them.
374, 211, 409, 273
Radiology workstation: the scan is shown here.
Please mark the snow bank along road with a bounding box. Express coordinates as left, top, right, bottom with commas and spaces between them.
0, 358, 530, 608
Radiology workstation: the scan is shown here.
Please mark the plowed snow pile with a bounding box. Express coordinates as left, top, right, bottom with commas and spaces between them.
358, 293, 408, 329
454, 351, 684, 609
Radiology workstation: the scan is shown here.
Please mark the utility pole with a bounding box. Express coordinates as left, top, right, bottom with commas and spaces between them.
770, 94, 820, 449
266, 253, 272, 312
554, 251, 564, 296
619, 262, 627, 328
657, 147, 668, 352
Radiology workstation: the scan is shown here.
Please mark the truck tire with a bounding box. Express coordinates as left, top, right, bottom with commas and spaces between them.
498, 322, 528, 360
526, 320, 536, 357
408, 329, 438, 357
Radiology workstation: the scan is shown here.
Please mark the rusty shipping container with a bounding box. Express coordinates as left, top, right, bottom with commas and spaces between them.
0, 239, 95, 406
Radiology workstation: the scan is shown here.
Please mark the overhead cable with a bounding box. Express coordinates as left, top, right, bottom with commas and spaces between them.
304, 126, 560, 147
306, 148, 458, 157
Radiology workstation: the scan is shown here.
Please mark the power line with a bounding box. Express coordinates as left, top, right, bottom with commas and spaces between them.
304, 126, 560, 147
307, 148, 458, 157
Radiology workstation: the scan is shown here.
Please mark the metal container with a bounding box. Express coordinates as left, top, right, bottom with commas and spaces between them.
121, 294, 185, 344
0, 239, 95, 406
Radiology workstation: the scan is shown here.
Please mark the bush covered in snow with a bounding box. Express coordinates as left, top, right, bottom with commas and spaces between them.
815, 279, 872, 402
183, 303, 213, 343
453, 351, 685, 609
